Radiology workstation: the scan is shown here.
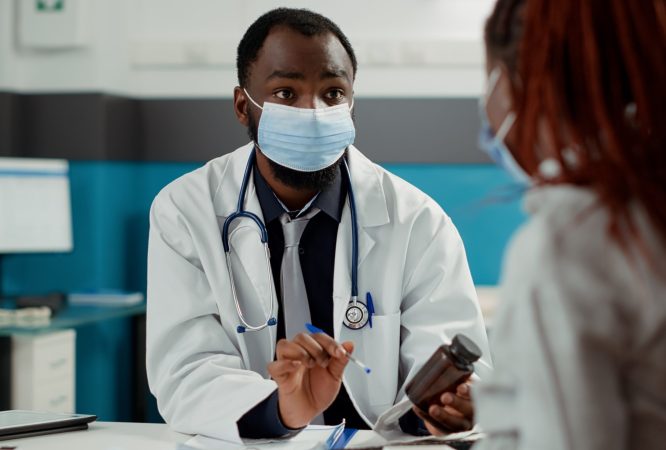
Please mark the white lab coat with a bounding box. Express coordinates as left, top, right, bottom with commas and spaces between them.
146, 142, 491, 442
475, 186, 666, 450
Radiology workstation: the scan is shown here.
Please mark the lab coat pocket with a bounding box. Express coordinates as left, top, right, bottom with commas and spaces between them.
363, 312, 401, 407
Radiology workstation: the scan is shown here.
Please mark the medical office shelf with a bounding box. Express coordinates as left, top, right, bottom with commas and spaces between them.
0, 302, 146, 336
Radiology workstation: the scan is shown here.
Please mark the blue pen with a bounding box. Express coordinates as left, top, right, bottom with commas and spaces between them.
305, 323, 371, 374
366, 292, 375, 328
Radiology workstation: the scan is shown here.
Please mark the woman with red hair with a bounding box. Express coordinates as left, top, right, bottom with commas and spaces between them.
468, 0, 666, 448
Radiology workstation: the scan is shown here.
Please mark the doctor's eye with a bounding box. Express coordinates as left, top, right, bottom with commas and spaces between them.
324, 89, 346, 102
273, 89, 295, 100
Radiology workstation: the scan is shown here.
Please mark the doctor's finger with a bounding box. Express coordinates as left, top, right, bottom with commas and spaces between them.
440, 392, 474, 419
456, 381, 472, 400
293, 333, 331, 367
309, 332, 347, 359
268, 360, 302, 382
275, 339, 316, 368
428, 404, 472, 431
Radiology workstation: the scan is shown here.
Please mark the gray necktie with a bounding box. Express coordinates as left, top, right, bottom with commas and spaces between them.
279, 207, 320, 340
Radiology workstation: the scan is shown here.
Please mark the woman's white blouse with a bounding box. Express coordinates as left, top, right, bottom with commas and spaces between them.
475, 185, 666, 450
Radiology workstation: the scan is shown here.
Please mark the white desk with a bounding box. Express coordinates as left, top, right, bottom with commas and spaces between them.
0, 421, 384, 449
1, 422, 190, 450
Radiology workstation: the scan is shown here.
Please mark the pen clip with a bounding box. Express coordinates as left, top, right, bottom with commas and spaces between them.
366, 292, 375, 328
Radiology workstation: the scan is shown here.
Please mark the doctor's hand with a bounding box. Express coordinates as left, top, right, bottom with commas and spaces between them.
414, 380, 475, 435
268, 333, 353, 429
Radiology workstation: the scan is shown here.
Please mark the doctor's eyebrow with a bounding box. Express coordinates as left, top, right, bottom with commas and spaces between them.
321, 68, 351, 82
266, 70, 305, 81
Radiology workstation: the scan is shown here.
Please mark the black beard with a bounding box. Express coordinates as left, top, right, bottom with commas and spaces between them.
247, 114, 344, 191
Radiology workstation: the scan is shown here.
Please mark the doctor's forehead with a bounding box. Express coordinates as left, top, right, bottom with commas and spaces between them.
248, 27, 354, 86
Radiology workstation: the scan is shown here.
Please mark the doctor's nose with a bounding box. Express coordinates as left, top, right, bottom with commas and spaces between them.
296, 95, 327, 110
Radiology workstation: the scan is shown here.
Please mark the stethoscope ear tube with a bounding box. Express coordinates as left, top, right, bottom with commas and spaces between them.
342, 158, 360, 302
224, 151, 276, 333
341, 157, 372, 330
222, 152, 268, 252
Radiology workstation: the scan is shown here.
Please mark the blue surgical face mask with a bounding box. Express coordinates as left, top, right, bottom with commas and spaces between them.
244, 89, 356, 172
478, 68, 531, 184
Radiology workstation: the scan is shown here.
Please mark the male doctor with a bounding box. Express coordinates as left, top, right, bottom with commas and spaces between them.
147, 7, 491, 442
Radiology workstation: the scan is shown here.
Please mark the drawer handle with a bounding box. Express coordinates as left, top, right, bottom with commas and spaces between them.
49, 358, 68, 369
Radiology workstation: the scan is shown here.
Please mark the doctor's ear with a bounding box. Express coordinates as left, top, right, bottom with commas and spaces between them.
233, 86, 250, 127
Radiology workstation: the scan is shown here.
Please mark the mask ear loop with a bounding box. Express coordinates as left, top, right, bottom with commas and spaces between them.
243, 88, 265, 152
483, 66, 516, 146
495, 111, 516, 143
243, 88, 264, 111
482, 67, 503, 109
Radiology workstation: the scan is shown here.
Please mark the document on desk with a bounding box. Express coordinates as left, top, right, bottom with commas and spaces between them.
346, 429, 482, 449
182, 422, 347, 450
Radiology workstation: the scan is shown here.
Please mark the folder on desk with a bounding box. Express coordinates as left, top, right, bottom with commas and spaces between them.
184, 421, 352, 449
0, 410, 97, 441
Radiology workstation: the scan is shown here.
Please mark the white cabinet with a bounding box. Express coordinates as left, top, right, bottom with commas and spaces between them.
11, 329, 75, 412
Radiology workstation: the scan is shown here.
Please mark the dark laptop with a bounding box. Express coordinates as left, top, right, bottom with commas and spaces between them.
0, 410, 97, 441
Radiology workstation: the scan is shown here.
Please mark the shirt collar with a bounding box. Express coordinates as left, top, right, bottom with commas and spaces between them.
253, 163, 344, 224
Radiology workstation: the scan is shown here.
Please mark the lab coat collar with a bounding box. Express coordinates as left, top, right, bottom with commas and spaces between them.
213, 143, 260, 218
345, 144, 390, 228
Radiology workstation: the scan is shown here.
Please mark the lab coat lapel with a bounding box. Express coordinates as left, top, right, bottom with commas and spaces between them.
332, 146, 388, 339
332, 205, 353, 340
215, 144, 278, 375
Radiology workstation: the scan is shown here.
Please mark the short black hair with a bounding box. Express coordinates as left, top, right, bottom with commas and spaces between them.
236, 8, 358, 87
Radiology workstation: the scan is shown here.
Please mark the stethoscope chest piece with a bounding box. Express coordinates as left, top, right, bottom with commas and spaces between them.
343, 299, 369, 330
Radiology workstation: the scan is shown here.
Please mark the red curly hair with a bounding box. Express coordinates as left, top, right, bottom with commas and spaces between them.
485, 0, 666, 250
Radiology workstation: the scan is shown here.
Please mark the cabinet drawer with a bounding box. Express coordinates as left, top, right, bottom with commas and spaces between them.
32, 340, 74, 381
12, 329, 75, 382
33, 376, 75, 413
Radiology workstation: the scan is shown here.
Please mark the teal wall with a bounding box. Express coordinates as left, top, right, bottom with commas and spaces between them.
1, 161, 525, 421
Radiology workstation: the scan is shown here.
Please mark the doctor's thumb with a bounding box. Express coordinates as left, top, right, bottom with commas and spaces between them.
327, 341, 355, 380
340, 341, 354, 357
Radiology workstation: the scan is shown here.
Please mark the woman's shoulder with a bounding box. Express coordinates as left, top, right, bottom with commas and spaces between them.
505, 185, 608, 273
501, 184, 664, 313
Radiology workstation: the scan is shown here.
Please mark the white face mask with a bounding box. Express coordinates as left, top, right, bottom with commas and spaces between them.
244, 89, 356, 172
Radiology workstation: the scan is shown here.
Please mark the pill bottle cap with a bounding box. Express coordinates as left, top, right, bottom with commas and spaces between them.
450, 334, 482, 364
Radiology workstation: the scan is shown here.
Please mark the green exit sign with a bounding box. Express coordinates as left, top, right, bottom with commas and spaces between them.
36, 0, 65, 12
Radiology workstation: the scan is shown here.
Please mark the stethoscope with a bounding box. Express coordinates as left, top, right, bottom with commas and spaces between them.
222, 150, 371, 334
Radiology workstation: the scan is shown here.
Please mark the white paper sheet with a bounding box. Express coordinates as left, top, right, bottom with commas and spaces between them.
183, 423, 344, 450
